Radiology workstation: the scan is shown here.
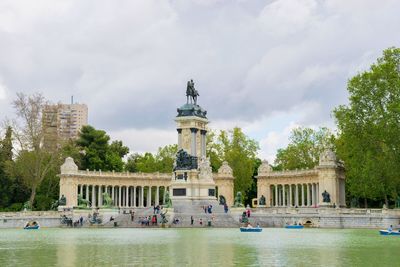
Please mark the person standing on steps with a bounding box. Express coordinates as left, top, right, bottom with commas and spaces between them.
191, 216, 194, 225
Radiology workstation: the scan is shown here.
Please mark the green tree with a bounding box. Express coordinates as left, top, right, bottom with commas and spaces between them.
206, 131, 223, 172
274, 127, 335, 170
75, 125, 129, 172
155, 144, 178, 173
218, 128, 259, 199
126, 145, 177, 173
334, 47, 400, 207
6, 93, 59, 209
0, 127, 13, 208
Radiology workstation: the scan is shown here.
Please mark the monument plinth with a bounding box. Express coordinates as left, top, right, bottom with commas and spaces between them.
170, 80, 217, 201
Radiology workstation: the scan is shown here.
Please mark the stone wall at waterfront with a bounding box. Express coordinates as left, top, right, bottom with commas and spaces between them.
231, 208, 400, 228
0, 211, 62, 228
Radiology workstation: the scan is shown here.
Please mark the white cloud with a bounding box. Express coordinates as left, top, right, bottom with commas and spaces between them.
0, 0, 399, 160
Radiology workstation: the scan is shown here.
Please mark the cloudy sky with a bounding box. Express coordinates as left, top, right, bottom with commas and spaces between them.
0, 0, 399, 162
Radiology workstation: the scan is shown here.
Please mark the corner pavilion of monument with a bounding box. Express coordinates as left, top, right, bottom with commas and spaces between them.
59, 81, 346, 210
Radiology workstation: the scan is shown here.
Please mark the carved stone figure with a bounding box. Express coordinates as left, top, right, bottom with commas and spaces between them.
77, 194, 91, 208
322, 190, 331, 203
51, 195, 67, 210
234, 192, 244, 207
164, 191, 172, 208
23, 201, 32, 211
219, 195, 226, 205
199, 157, 212, 180
102, 192, 113, 207
174, 149, 198, 170
160, 210, 168, 224
259, 195, 266, 206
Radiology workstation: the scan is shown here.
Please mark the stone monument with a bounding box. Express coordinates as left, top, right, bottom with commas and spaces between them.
170, 80, 217, 202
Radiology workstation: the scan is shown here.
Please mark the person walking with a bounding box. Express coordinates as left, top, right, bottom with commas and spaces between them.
191, 216, 194, 225
79, 216, 83, 226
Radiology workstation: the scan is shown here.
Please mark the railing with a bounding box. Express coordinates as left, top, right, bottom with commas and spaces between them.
73, 170, 172, 180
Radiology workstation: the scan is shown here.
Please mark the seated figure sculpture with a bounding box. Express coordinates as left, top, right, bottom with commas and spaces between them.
234, 192, 244, 207
259, 195, 266, 206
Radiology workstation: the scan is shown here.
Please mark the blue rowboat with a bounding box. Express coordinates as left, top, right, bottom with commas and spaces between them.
24, 225, 40, 230
285, 225, 304, 229
24, 221, 40, 230
240, 227, 262, 232
379, 230, 400, 235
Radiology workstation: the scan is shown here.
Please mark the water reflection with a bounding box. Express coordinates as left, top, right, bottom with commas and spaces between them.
1, 228, 400, 266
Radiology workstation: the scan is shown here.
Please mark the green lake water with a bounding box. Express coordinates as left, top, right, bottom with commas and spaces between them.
0, 228, 399, 266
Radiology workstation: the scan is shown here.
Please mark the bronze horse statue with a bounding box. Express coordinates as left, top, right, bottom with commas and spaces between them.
186, 79, 199, 105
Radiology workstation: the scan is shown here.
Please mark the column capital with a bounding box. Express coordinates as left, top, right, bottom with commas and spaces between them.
200, 129, 207, 135
177, 128, 182, 134
190, 128, 198, 133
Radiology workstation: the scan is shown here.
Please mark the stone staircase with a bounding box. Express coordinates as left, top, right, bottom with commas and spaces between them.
171, 200, 240, 228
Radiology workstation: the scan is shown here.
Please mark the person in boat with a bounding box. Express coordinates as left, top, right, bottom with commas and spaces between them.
388, 225, 393, 232
256, 223, 260, 228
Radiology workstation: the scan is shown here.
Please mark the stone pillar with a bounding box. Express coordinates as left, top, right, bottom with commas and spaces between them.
163, 187, 166, 204
125, 186, 128, 207
92, 185, 95, 207
177, 129, 182, 150
316, 183, 319, 205
289, 185, 293, 207
148, 186, 152, 206
295, 184, 299, 207
85, 185, 89, 201
275, 185, 278, 207
312, 183, 315, 206
307, 184, 311, 206
141, 187, 144, 208
118, 187, 122, 207
112, 186, 115, 205
282, 184, 286, 207
190, 128, 198, 156
133, 187, 136, 208
97, 186, 101, 207
200, 130, 207, 158
301, 184, 305, 207
156, 187, 160, 206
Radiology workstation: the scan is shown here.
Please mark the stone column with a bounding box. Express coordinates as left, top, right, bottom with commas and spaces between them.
156, 187, 160, 206
118, 187, 122, 207
133, 186, 136, 208
125, 186, 129, 207
289, 185, 293, 207
307, 184, 311, 206
312, 183, 315, 206
92, 185, 95, 207
148, 186, 152, 206
163, 187, 166, 204
275, 185, 278, 207
111, 186, 115, 205
97, 186, 101, 207
295, 184, 299, 207
190, 128, 198, 156
141, 187, 144, 208
316, 183, 319, 205
177, 129, 182, 150
200, 130, 207, 158
301, 184, 305, 207
282, 185, 286, 206
85, 185, 89, 201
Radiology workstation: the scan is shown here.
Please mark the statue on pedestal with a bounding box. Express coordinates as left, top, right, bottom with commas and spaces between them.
219, 195, 226, 205
234, 192, 244, 207
186, 79, 200, 105
77, 194, 91, 208
259, 195, 266, 206
51, 195, 67, 210
102, 192, 113, 208
322, 190, 331, 203
164, 191, 172, 208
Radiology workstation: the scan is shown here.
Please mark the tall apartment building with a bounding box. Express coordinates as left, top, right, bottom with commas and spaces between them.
43, 103, 88, 149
